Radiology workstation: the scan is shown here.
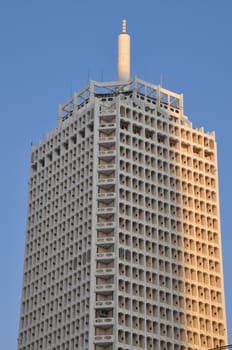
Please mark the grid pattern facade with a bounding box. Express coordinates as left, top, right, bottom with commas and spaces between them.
18, 78, 227, 350
18, 108, 95, 350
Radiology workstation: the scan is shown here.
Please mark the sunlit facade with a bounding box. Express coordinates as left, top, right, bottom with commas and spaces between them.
17, 76, 227, 350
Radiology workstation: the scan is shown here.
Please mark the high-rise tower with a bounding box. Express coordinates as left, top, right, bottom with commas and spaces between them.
18, 21, 227, 350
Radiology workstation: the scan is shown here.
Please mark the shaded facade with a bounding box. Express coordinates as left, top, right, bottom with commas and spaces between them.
18, 77, 227, 350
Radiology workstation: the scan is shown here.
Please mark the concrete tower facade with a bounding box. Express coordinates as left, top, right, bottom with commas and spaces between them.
18, 22, 227, 350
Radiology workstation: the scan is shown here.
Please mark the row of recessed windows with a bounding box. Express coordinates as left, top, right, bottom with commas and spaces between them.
25, 232, 91, 261
120, 121, 172, 142
19, 319, 89, 348
24, 233, 91, 270
184, 235, 219, 251
23, 256, 91, 287
120, 130, 215, 165
27, 222, 92, 249
118, 281, 184, 307
119, 251, 184, 272
181, 170, 216, 186
120, 131, 214, 161
118, 334, 184, 350
120, 106, 215, 146
119, 260, 182, 281
28, 204, 92, 227
22, 271, 90, 300
119, 234, 181, 250
118, 223, 182, 238
185, 259, 221, 275
19, 338, 87, 350
26, 216, 92, 243
119, 314, 224, 349
119, 231, 182, 247
29, 188, 92, 214
118, 322, 185, 345
184, 240, 220, 258
186, 290, 222, 305
195, 321, 226, 338
181, 184, 216, 200
28, 205, 91, 226
119, 178, 216, 204
118, 229, 156, 245
120, 105, 157, 125
22, 282, 89, 312
30, 169, 93, 194
120, 163, 184, 188
194, 227, 219, 243
23, 252, 91, 284
117, 252, 221, 287
21, 291, 90, 320
120, 128, 215, 160
184, 269, 221, 288
187, 231, 219, 246
119, 267, 183, 291
30, 157, 93, 188
118, 297, 183, 318
32, 138, 92, 166
29, 196, 93, 217
29, 171, 93, 200
182, 212, 218, 228
29, 190, 92, 215
185, 283, 222, 300
27, 208, 92, 230
119, 217, 182, 234
31, 137, 93, 173
118, 251, 221, 286
186, 299, 224, 318
187, 331, 225, 349
120, 203, 182, 219
119, 199, 182, 217
119, 177, 182, 199
29, 178, 91, 204
118, 314, 176, 331
118, 241, 180, 260
31, 110, 93, 159
120, 158, 216, 185
184, 253, 220, 267
183, 197, 218, 211
26, 228, 91, 255
21, 296, 90, 332
21, 294, 90, 330
183, 222, 219, 237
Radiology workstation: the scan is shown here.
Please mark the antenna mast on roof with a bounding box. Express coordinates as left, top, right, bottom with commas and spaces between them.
117, 19, 130, 81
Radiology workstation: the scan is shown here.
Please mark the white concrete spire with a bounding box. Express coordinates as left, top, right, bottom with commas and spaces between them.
117, 19, 130, 81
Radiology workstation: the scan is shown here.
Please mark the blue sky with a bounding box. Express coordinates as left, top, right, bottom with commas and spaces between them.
0, 1, 232, 348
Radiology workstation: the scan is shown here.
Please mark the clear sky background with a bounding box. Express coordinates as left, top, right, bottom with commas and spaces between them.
0, 1, 231, 349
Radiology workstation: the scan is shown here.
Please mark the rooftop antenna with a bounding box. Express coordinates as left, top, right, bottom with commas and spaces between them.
117, 19, 130, 81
